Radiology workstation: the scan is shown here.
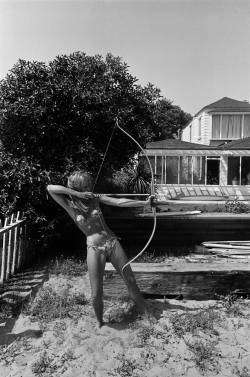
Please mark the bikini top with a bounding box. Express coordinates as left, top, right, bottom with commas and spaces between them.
69, 196, 105, 232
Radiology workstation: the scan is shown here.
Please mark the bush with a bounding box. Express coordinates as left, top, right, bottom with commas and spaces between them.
0, 52, 190, 252
225, 199, 250, 214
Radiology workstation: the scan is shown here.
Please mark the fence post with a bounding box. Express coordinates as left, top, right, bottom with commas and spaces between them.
6, 214, 14, 281
0, 217, 8, 284
11, 212, 20, 276
17, 223, 23, 270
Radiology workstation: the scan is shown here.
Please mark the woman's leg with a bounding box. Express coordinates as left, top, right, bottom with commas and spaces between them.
87, 247, 106, 328
109, 240, 147, 315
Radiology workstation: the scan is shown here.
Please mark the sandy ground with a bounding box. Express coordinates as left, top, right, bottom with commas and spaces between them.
0, 272, 250, 377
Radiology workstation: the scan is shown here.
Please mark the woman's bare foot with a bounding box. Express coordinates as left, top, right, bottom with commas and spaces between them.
96, 320, 104, 329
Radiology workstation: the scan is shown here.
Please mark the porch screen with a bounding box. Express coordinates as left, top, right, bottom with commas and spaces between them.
244, 115, 250, 137
221, 115, 242, 139
212, 115, 220, 139
180, 156, 192, 184
193, 156, 205, 184
139, 156, 154, 178
165, 156, 179, 184
241, 157, 250, 184
155, 156, 163, 184
227, 157, 240, 185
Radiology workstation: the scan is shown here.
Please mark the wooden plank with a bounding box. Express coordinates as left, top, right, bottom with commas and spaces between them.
11, 212, 20, 275
105, 260, 250, 273
181, 187, 189, 197
0, 218, 8, 284
194, 186, 202, 196
6, 214, 14, 280
103, 264, 250, 300
0, 219, 26, 235
208, 248, 250, 255
138, 211, 201, 217
208, 240, 250, 245
17, 225, 23, 270
203, 242, 250, 250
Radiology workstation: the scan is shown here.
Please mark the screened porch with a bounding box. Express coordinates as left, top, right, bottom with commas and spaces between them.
141, 150, 250, 187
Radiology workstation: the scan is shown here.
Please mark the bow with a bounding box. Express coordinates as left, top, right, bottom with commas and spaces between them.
115, 120, 157, 272
93, 117, 157, 272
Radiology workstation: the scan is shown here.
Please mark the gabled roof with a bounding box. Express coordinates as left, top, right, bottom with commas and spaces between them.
196, 97, 250, 116
219, 137, 250, 150
146, 139, 214, 150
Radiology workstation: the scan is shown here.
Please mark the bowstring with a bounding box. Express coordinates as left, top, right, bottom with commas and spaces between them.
92, 123, 117, 192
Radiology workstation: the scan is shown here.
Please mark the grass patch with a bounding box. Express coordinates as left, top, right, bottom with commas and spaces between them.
136, 245, 196, 262
23, 284, 88, 323
31, 351, 56, 375
49, 256, 87, 277
186, 338, 220, 373
170, 308, 221, 337
0, 338, 32, 366
135, 322, 169, 346
111, 353, 143, 377
233, 365, 250, 377
221, 294, 246, 317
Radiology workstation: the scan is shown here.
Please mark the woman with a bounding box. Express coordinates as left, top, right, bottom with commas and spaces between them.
47, 170, 155, 328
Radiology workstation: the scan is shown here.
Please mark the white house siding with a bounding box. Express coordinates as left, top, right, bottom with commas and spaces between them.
182, 112, 212, 145
201, 112, 212, 145
182, 123, 191, 142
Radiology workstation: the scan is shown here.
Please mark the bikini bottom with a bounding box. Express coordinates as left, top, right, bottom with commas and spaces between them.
87, 237, 120, 258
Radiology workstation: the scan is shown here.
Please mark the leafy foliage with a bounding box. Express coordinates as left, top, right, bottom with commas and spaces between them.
225, 199, 250, 213
0, 52, 191, 250
0, 53, 157, 174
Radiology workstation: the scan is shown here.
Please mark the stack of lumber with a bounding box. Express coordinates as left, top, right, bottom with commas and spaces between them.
202, 241, 250, 259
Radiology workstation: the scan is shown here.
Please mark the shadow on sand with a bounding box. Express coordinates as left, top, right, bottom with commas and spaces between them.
0, 268, 48, 346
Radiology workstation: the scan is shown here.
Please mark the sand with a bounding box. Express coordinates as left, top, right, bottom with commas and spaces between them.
0, 272, 250, 377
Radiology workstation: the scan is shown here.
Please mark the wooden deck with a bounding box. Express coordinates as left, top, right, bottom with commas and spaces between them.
104, 256, 250, 300
157, 184, 250, 201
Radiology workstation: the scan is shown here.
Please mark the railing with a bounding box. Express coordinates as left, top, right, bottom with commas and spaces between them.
0, 212, 27, 285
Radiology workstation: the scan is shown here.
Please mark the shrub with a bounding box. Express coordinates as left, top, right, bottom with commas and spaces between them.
225, 199, 250, 214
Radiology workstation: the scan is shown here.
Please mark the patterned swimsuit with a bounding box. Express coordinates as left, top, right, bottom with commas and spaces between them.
71, 196, 119, 257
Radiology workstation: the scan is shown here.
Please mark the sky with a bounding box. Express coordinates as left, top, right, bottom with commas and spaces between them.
0, 0, 250, 115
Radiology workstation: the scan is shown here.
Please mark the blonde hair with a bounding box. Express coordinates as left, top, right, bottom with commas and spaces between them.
67, 171, 93, 192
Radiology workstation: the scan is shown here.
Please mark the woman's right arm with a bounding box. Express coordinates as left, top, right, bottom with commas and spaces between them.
47, 185, 74, 215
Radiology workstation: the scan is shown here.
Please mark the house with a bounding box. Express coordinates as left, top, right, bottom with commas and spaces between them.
181, 97, 250, 146
142, 98, 250, 200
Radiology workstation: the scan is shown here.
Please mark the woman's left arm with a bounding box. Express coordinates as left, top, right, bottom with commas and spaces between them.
99, 195, 156, 208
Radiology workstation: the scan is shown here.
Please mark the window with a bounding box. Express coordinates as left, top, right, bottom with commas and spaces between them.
165, 156, 179, 184
155, 156, 163, 184
193, 156, 205, 184
227, 157, 240, 185
241, 157, 250, 184
221, 115, 242, 138
211, 114, 250, 139
180, 156, 192, 184
206, 157, 220, 185
212, 115, 220, 139
244, 115, 250, 137
227, 156, 250, 185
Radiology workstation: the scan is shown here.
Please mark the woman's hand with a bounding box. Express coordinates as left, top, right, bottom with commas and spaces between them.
148, 195, 157, 207
78, 192, 94, 200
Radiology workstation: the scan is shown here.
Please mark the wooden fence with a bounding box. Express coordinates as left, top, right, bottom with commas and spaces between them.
0, 212, 27, 285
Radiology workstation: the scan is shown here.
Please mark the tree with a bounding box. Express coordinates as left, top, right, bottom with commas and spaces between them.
0, 52, 191, 251
151, 97, 192, 140
0, 53, 157, 176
